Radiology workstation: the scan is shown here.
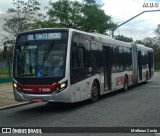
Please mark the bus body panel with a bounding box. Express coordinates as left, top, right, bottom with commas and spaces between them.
71, 75, 100, 102
12, 28, 154, 103
13, 86, 72, 103
136, 44, 154, 83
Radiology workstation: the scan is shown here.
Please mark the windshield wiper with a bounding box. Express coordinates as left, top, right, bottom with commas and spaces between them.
39, 42, 54, 76
43, 42, 54, 62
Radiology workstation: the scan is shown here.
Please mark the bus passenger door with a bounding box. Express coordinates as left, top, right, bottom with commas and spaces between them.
138, 51, 142, 80
103, 46, 111, 90
132, 44, 138, 85
148, 52, 152, 78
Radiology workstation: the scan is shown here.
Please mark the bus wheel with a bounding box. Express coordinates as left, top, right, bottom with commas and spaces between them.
123, 76, 128, 92
145, 71, 148, 84
91, 81, 99, 103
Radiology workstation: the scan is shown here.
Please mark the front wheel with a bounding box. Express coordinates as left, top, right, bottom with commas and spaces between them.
91, 81, 99, 103
144, 71, 148, 84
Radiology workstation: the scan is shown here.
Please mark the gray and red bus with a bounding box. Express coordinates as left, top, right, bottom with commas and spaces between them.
11, 28, 154, 103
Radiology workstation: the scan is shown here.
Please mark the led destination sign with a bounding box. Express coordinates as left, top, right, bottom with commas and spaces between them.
27, 33, 62, 41
17, 31, 68, 43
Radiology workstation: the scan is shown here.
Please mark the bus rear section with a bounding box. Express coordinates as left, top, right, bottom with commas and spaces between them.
132, 44, 154, 85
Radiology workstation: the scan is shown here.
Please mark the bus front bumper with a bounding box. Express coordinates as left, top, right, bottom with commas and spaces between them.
13, 88, 72, 103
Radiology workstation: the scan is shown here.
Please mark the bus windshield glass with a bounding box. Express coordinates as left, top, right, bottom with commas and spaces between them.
14, 42, 67, 78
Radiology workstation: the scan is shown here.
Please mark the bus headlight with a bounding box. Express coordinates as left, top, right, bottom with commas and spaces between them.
13, 83, 17, 88
13, 82, 22, 93
61, 83, 66, 89
53, 81, 68, 93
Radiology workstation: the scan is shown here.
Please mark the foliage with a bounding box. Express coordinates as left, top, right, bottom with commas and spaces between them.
135, 40, 146, 45
48, 0, 83, 29
2, 0, 41, 77
0, 45, 13, 77
149, 45, 160, 62
0, 45, 14, 62
115, 35, 133, 42
0, 50, 3, 61
155, 24, 160, 38
3, 0, 41, 39
0, 69, 8, 74
134, 39, 154, 46
136, 37, 160, 69
33, 0, 116, 34
81, 0, 116, 34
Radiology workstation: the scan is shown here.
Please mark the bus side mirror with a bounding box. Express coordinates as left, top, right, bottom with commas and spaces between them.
3, 46, 7, 59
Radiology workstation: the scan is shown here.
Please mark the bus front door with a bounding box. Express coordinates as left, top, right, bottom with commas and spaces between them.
103, 46, 111, 90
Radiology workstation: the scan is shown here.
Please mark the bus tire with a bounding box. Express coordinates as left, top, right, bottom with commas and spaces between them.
123, 76, 128, 92
144, 71, 148, 84
91, 81, 99, 103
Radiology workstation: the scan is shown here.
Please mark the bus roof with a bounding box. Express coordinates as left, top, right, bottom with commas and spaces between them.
18, 28, 153, 51
135, 43, 153, 52
17, 28, 70, 35
69, 28, 132, 48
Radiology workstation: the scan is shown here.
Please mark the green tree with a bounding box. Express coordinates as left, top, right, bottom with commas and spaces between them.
3, 0, 41, 39
32, 0, 83, 29
155, 24, 160, 38
2, 0, 41, 76
33, 0, 116, 34
0, 45, 14, 77
115, 35, 133, 42
0, 50, 3, 61
136, 37, 160, 69
81, 0, 116, 34
135, 40, 146, 45
47, 0, 83, 29
150, 44, 160, 69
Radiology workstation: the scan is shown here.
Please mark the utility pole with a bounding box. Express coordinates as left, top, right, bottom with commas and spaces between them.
111, 10, 160, 38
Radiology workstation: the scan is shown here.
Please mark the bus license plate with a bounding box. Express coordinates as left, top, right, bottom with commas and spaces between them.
32, 98, 43, 102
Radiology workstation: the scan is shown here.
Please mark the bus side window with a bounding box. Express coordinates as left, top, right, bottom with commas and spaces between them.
71, 43, 85, 69
71, 44, 78, 69
77, 46, 85, 69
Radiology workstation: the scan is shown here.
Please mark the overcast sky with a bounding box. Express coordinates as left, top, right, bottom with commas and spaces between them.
0, 0, 160, 40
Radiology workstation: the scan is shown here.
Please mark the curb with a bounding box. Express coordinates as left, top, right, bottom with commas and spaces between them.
0, 102, 32, 111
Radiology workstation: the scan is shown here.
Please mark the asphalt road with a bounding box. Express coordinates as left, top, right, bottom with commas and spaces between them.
0, 74, 160, 136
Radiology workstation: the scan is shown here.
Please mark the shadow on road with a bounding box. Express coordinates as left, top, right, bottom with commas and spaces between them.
17, 81, 151, 114
19, 100, 91, 113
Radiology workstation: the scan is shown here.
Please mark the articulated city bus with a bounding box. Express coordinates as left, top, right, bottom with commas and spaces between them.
12, 28, 154, 103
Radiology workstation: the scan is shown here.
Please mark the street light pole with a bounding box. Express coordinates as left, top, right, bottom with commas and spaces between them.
111, 9, 160, 38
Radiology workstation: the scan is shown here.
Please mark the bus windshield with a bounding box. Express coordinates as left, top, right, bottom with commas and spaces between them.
14, 42, 66, 78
